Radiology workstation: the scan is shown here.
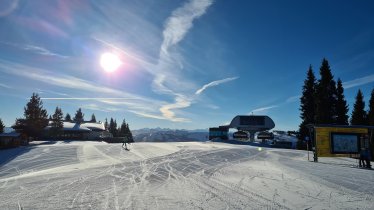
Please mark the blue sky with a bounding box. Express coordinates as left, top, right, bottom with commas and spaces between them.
1, 0, 374, 130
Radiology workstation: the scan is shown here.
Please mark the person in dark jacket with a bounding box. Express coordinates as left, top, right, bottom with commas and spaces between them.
359, 148, 366, 168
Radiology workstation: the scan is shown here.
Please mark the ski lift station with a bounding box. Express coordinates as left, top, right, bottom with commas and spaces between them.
209, 115, 275, 141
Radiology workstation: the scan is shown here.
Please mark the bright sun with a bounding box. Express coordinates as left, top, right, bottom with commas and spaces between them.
100, 52, 122, 72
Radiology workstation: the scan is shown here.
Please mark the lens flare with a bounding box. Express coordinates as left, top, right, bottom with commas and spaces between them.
100, 52, 121, 72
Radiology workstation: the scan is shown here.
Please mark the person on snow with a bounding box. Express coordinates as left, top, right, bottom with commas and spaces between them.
359, 148, 366, 168
122, 136, 129, 150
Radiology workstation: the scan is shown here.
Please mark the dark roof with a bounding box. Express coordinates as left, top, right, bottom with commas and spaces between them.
0, 133, 21, 137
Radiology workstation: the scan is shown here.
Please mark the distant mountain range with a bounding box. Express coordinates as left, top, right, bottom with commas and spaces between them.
132, 128, 209, 142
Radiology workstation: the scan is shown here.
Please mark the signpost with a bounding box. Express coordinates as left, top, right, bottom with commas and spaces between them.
305, 136, 310, 161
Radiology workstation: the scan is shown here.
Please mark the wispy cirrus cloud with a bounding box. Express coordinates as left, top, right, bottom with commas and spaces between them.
0, 41, 68, 58
91, 0, 214, 122
250, 105, 279, 114
195, 77, 239, 95
153, 0, 213, 121
286, 95, 300, 103
0, 60, 168, 120
249, 94, 299, 114
161, 0, 213, 53
0, 83, 12, 89
343, 74, 374, 89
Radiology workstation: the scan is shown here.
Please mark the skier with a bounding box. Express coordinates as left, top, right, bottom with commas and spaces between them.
122, 136, 129, 150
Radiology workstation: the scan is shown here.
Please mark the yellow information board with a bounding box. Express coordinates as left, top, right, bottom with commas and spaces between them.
315, 127, 368, 157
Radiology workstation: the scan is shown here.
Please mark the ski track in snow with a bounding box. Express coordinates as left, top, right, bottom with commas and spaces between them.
0, 141, 373, 209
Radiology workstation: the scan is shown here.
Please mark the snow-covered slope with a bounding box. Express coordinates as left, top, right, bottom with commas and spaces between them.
0, 141, 373, 209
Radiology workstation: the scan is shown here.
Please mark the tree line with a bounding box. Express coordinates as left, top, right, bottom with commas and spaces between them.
0, 93, 133, 141
299, 58, 374, 149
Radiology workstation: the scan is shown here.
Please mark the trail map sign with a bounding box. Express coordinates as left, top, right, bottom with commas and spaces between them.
314, 126, 367, 157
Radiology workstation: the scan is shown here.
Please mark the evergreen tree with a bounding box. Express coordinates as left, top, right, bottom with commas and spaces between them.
104, 118, 108, 130
0, 118, 4, 133
298, 66, 316, 149
90, 114, 97, 123
65, 113, 72, 122
114, 120, 117, 137
50, 107, 64, 138
118, 119, 134, 142
126, 123, 134, 143
14, 93, 49, 138
315, 58, 338, 124
335, 78, 349, 125
350, 89, 367, 125
73, 108, 84, 123
108, 118, 117, 137
368, 88, 374, 126
368, 88, 374, 161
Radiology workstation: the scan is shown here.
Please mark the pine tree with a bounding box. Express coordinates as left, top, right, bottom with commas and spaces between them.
65, 113, 72, 122
350, 89, 367, 125
50, 107, 64, 138
15, 93, 49, 138
126, 123, 134, 142
114, 120, 117, 137
298, 66, 316, 149
118, 119, 127, 137
90, 114, 97, 123
73, 108, 84, 123
118, 119, 134, 142
108, 118, 117, 137
0, 118, 4, 133
104, 118, 108, 130
368, 88, 374, 126
335, 78, 349, 125
315, 58, 338, 124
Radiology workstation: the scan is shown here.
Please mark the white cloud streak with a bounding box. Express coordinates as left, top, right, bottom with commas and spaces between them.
91, 0, 214, 122
41, 97, 137, 100
286, 95, 300, 103
195, 77, 239, 95
343, 74, 374, 89
0, 41, 68, 58
161, 0, 213, 53
0, 83, 12, 89
250, 105, 279, 114
154, 0, 213, 121
0, 61, 168, 120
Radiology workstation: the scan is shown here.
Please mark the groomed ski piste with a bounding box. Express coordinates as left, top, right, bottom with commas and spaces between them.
0, 141, 373, 209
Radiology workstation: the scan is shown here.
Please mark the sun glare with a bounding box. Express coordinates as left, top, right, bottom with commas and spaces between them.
100, 52, 122, 72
